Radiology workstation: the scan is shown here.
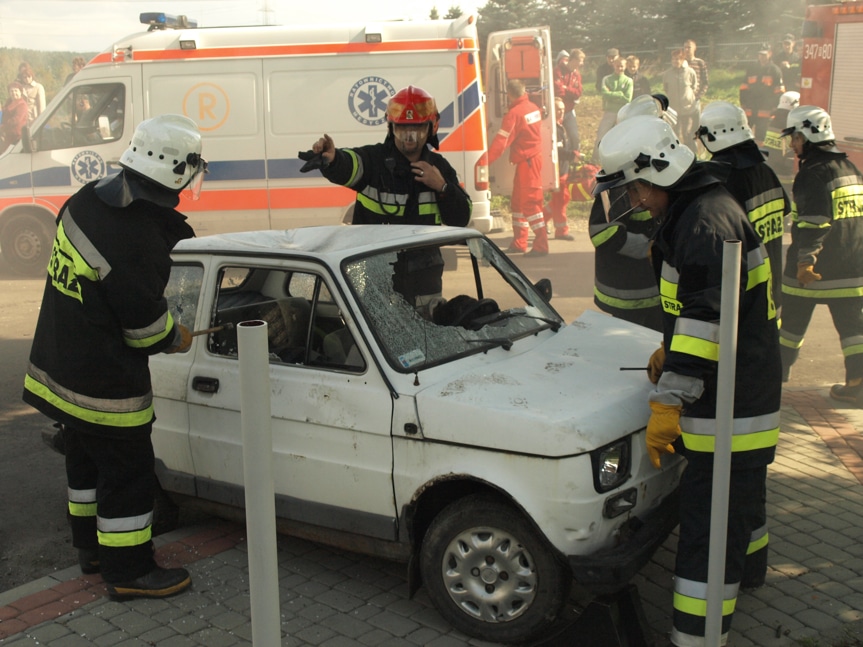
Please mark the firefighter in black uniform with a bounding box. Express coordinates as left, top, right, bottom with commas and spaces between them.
696, 100, 790, 317
23, 115, 207, 600
779, 105, 863, 404
304, 85, 471, 314
588, 94, 676, 332
695, 99, 790, 590
594, 116, 782, 647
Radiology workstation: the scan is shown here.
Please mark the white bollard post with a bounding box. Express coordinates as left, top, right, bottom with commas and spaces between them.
237, 320, 281, 647
705, 241, 741, 646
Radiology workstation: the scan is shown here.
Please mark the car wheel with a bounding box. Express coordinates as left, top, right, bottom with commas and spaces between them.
0, 213, 52, 277
420, 493, 570, 644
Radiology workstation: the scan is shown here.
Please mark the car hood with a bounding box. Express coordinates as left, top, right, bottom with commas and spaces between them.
414, 310, 662, 456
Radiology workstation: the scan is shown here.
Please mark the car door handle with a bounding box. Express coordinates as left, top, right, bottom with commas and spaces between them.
192, 376, 220, 393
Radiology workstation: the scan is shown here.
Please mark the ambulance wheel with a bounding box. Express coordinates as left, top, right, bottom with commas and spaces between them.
420, 493, 570, 644
1, 213, 52, 277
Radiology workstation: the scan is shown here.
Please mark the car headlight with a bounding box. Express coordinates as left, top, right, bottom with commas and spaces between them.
591, 438, 631, 493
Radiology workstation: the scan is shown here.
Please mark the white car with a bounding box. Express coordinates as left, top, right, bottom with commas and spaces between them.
151, 225, 683, 644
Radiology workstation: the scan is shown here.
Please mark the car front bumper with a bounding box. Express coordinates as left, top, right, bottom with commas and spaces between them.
568, 487, 680, 595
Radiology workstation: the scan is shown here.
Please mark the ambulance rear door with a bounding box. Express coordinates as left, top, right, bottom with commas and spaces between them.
485, 27, 557, 197
143, 57, 270, 237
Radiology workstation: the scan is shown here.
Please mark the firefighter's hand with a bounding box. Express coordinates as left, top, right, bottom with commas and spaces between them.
164, 324, 192, 354
411, 162, 446, 192
646, 401, 681, 469
311, 134, 336, 164
796, 263, 822, 287
647, 343, 665, 385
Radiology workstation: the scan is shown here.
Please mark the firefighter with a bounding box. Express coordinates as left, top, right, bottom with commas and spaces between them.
762, 91, 800, 193
488, 79, 547, 256
739, 44, 784, 142
697, 101, 790, 318
588, 94, 676, 332
305, 85, 471, 314
594, 116, 781, 647
779, 105, 863, 405
23, 115, 207, 599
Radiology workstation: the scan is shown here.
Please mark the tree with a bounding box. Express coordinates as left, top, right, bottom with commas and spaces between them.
429, 6, 440, 19
444, 6, 464, 19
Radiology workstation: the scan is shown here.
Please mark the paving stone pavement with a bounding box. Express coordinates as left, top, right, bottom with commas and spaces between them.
1, 387, 863, 647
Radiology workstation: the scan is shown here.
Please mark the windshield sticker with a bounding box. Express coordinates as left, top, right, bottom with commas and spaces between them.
398, 348, 426, 368
348, 77, 395, 126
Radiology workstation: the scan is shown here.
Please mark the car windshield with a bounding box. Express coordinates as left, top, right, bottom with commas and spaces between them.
343, 235, 563, 372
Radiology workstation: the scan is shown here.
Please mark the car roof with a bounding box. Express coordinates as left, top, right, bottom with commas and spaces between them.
172, 225, 480, 260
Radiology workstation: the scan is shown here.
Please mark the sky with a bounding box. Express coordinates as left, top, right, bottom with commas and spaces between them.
0, 0, 483, 52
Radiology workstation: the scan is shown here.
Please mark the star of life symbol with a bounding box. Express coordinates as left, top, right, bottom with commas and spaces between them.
348, 76, 396, 126
71, 150, 106, 184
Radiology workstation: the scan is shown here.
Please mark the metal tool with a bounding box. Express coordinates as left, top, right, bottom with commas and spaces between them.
191, 322, 234, 337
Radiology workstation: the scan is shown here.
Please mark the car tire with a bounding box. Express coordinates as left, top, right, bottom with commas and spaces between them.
420, 493, 570, 644
0, 213, 52, 277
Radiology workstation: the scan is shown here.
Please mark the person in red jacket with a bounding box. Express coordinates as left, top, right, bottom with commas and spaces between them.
553, 49, 583, 153
0, 82, 29, 150
489, 79, 546, 256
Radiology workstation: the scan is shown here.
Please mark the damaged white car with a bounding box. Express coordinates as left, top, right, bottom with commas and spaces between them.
151, 225, 683, 644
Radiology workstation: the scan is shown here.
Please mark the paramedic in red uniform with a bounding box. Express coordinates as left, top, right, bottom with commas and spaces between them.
488, 79, 547, 256
306, 85, 471, 313
22, 115, 207, 600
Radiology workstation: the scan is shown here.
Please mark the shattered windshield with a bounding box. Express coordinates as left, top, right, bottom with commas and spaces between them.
344, 235, 563, 372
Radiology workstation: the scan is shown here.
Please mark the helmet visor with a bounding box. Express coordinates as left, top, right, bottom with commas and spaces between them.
185, 157, 208, 200
592, 169, 629, 196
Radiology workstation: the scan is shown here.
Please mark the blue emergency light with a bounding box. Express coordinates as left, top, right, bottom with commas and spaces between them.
140, 13, 198, 30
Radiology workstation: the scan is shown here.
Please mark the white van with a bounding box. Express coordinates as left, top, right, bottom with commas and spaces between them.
0, 14, 558, 276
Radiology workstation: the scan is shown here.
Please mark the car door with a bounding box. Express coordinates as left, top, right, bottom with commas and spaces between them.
485, 27, 558, 195
184, 258, 398, 541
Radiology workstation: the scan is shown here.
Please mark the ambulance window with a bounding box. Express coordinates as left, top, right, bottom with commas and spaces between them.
32, 84, 126, 152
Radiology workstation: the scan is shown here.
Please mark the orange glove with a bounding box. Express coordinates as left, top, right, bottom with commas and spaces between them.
647, 343, 665, 385
646, 401, 681, 469
164, 324, 192, 354
796, 263, 822, 287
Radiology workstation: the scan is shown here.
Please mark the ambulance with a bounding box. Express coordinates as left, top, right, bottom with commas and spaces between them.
0, 12, 557, 276
800, 1, 863, 169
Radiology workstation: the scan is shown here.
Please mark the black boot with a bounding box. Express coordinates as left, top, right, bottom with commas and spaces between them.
78, 548, 100, 575
830, 378, 863, 407
106, 567, 191, 600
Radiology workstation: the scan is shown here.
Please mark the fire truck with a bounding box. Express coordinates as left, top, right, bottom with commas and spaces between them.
800, 1, 863, 168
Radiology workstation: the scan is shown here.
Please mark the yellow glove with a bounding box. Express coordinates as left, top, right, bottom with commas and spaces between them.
646, 401, 681, 469
164, 324, 192, 354
647, 342, 665, 385
796, 263, 822, 287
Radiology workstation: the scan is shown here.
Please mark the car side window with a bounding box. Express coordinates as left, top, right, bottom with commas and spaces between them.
164, 263, 204, 353
33, 83, 125, 151
207, 266, 363, 372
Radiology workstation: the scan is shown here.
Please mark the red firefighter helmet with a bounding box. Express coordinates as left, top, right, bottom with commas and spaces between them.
386, 85, 439, 134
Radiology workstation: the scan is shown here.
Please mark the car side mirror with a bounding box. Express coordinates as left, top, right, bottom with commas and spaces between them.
97, 115, 112, 140
534, 278, 552, 302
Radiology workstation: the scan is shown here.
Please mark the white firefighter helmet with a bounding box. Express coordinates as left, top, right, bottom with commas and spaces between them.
594, 116, 695, 194
695, 101, 753, 153
777, 91, 800, 112
120, 114, 206, 193
782, 105, 835, 143
616, 93, 678, 127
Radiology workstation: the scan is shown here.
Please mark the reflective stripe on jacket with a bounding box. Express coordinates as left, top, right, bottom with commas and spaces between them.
23, 181, 193, 434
